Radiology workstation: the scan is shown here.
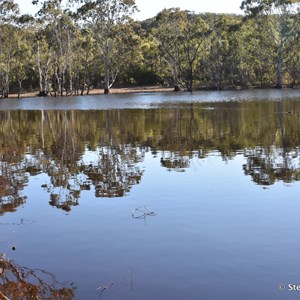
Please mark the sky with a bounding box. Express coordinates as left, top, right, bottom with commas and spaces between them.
15, 0, 244, 20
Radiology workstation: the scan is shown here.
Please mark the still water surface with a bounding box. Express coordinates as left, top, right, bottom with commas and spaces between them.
1, 90, 300, 299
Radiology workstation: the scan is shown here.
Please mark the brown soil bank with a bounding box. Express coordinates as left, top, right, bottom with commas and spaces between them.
8, 85, 299, 99
8, 86, 174, 99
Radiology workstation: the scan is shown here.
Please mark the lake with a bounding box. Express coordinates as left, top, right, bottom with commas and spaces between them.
1, 89, 300, 300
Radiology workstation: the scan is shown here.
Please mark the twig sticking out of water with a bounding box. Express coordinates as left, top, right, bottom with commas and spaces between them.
0, 219, 35, 226
96, 281, 114, 295
132, 206, 156, 219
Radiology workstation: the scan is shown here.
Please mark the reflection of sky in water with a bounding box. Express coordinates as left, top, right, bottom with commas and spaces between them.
1, 99, 300, 299
2, 148, 300, 299
81, 149, 98, 164
245, 146, 300, 169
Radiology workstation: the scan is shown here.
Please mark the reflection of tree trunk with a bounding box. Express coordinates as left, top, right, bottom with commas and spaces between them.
8, 111, 16, 146
62, 111, 67, 163
189, 104, 195, 150
277, 100, 290, 174
277, 100, 286, 148
46, 111, 56, 141
41, 110, 45, 149
107, 110, 112, 145
71, 111, 75, 154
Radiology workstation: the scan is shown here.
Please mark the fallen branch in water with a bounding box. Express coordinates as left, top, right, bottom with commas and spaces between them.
131, 206, 156, 219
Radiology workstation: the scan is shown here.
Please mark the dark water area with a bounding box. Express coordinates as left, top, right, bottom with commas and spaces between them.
1, 91, 300, 299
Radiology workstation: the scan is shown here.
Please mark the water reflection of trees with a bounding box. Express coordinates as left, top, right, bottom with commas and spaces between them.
0, 100, 300, 212
160, 152, 190, 172
0, 162, 28, 216
243, 146, 300, 185
39, 147, 145, 210
0, 115, 29, 216
82, 146, 145, 198
242, 100, 300, 186
0, 255, 75, 299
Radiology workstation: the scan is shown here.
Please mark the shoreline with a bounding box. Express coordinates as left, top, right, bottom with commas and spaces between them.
8, 86, 174, 99
6, 85, 300, 99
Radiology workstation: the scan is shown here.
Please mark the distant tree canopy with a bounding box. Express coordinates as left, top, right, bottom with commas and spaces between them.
0, 0, 299, 98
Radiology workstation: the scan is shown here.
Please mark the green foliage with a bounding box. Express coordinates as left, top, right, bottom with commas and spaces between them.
153, 9, 210, 91
241, 0, 299, 15
0, 0, 299, 97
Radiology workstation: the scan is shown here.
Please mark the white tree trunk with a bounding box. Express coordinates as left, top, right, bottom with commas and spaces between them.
104, 41, 110, 94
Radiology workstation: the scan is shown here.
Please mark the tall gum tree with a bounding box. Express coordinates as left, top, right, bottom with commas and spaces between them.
12, 16, 36, 98
203, 16, 242, 90
76, 0, 137, 94
0, 0, 20, 98
241, 0, 300, 88
33, 0, 76, 96
286, 15, 300, 86
154, 8, 210, 92
154, 9, 184, 91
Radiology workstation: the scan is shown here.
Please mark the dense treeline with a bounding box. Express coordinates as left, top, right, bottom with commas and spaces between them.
0, 0, 299, 98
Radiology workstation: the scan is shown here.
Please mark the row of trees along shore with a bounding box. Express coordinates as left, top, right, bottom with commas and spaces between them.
0, 0, 299, 98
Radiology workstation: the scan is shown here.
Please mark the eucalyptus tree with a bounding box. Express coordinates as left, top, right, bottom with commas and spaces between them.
182, 14, 210, 91
71, 27, 97, 95
201, 15, 242, 90
286, 32, 300, 86
241, 0, 300, 88
76, 0, 137, 94
33, 29, 52, 96
210, 16, 276, 89
154, 8, 210, 92
0, 0, 20, 98
285, 9, 300, 86
33, 0, 77, 96
11, 15, 36, 97
134, 32, 161, 86
240, 17, 280, 87
110, 19, 145, 84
